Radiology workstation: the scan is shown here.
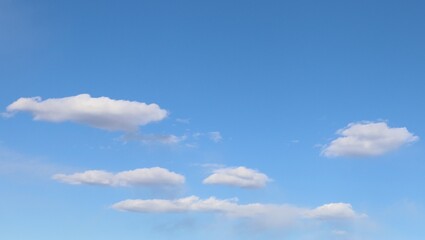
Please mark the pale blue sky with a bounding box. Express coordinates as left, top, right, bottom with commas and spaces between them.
1, 0, 425, 239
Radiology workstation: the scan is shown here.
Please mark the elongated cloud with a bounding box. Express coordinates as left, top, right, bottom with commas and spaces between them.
121, 133, 187, 145
112, 196, 365, 228
6, 94, 168, 131
322, 122, 418, 157
203, 166, 270, 188
53, 167, 185, 187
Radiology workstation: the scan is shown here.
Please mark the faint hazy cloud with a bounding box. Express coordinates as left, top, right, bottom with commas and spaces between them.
0, 147, 62, 177
203, 166, 271, 188
192, 131, 222, 143
322, 122, 418, 157
121, 132, 187, 145
208, 131, 222, 142
175, 118, 190, 124
6, 94, 168, 132
53, 167, 185, 187
331, 230, 348, 236
199, 163, 226, 169
1, 112, 14, 118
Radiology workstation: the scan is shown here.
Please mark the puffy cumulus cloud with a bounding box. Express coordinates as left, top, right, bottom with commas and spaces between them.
112, 196, 365, 228
203, 166, 271, 188
322, 122, 418, 157
6, 94, 168, 131
53, 167, 185, 187
306, 203, 366, 220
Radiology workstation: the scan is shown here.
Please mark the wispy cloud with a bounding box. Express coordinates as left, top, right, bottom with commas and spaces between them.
5, 94, 168, 132
192, 131, 223, 143
175, 118, 190, 124
53, 167, 185, 187
0, 147, 63, 178
119, 131, 222, 146
120, 132, 187, 145
208, 131, 222, 142
203, 166, 271, 188
322, 121, 418, 157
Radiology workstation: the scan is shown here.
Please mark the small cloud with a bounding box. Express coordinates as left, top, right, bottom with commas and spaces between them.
5, 94, 168, 132
203, 166, 271, 188
53, 167, 185, 187
322, 121, 418, 157
208, 131, 222, 143
306, 203, 367, 220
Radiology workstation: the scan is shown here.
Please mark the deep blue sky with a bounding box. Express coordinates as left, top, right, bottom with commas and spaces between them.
1, 0, 424, 239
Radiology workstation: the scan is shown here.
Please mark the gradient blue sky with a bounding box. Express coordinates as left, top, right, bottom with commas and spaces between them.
1, 0, 425, 239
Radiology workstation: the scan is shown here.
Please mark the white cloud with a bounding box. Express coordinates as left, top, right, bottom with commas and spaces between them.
208, 131, 222, 142
53, 167, 185, 187
322, 122, 418, 157
203, 166, 271, 188
307, 203, 366, 220
112, 196, 365, 228
6, 94, 168, 131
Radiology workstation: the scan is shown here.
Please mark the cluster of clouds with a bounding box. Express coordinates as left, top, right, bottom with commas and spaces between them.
7, 95, 417, 157
54, 166, 365, 229
4, 94, 420, 236
54, 166, 269, 189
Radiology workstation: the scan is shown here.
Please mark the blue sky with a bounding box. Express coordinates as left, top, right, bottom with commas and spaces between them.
1, 0, 425, 239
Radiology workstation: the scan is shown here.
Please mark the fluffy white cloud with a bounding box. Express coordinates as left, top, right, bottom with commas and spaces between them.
6, 94, 168, 131
53, 167, 185, 187
112, 196, 365, 228
203, 166, 270, 188
307, 203, 366, 220
322, 122, 418, 157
